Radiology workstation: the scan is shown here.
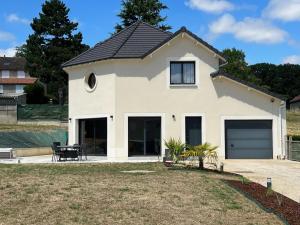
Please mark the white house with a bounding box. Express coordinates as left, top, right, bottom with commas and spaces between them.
62, 21, 287, 161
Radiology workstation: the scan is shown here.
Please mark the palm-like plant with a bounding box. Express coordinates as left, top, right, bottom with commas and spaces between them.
164, 138, 185, 163
181, 143, 218, 169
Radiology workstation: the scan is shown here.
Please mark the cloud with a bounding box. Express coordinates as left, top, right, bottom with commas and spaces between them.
263, 0, 300, 22
0, 31, 15, 42
282, 55, 300, 64
185, 0, 234, 14
5, 13, 30, 25
208, 14, 287, 44
0, 47, 16, 57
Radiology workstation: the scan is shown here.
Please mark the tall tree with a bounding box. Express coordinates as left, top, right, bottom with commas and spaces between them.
115, 0, 171, 32
17, 0, 89, 102
250, 63, 300, 101
221, 48, 257, 82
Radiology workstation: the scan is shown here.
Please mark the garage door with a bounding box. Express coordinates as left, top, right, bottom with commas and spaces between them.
225, 120, 273, 159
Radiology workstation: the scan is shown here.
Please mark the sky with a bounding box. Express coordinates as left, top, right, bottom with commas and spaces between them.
0, 0, 300, 65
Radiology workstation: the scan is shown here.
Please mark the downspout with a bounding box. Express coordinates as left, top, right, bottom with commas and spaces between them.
279, 101, 286, 159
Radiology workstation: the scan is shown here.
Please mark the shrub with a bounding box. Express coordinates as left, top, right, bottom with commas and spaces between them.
181, 143, 218, 169
164, 138, 185, 163
24, 83, 49, 104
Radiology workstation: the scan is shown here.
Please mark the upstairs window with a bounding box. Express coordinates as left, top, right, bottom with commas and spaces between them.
170, 61, 195, 85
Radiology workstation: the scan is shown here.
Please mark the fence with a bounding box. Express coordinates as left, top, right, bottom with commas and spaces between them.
286, 137, 300, 161
17, 104, 68, 121
0, 129, 67, 148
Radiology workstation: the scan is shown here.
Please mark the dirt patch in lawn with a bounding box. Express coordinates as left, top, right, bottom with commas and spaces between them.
228, 180, 300, 225
0, 163, 284, 225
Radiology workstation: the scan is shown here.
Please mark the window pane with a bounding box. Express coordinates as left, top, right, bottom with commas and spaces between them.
170, 63, 181, 84
185, 117, 202, 146
183, 63, 195, 84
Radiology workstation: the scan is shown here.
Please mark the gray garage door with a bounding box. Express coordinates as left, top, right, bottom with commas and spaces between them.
225, 120, 273, 159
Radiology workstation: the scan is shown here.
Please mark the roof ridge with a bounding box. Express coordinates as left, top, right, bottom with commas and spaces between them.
62, 21, 141, 67
112, 21, 142, 57
140, 21, 173, 35
95, 20, 141, 47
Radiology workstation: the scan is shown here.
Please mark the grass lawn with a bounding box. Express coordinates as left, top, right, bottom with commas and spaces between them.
0, 123, 65, 132
287, 111, 300, 136
0, 163, 283, 225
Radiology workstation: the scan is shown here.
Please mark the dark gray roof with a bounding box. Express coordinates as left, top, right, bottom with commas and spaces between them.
211, 71, 286, 100
0, 57, 26, 70
62, 21, 225, 68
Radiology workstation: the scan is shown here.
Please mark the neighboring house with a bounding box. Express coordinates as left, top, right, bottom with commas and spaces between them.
62, 21, 287, 161
0, 56, 36, 97
290, 95, 300, 111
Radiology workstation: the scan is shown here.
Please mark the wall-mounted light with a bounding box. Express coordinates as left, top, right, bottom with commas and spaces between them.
271, 98, 275, 103
267, 177, 272, 189
68, 118, 72, 122
110, 115, 113, 120
172, 114, 176, 121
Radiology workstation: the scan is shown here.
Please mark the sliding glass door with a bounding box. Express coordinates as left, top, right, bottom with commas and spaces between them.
79, 118, 107, 155
128, 117, 161, 156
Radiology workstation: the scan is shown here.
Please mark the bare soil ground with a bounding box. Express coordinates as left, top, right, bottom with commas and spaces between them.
0, 163, 284, 225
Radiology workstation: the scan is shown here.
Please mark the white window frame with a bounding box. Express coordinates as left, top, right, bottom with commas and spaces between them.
166, 56, 200, 89
72, 114, 111, 158
181, 113, 206, 145
1, 70, 9, 78
17, 71, 25, 78
16, 85, 24, 94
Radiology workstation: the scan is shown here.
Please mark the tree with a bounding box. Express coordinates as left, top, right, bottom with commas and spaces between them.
221, 48, 258, 83
17, 0, 89, 102
250, 63, 300, 101
24, 82, 49, 104
115, 0, 171, 32
181, 143, 218, 169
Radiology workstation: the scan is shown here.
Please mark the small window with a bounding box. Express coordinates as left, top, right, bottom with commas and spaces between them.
170, 61, 195, 85
17, 71, 25, 78
87, 73, 96, 89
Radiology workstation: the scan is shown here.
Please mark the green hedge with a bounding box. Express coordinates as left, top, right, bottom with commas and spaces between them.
288, 135, 300, 141
18, 104, 68, 121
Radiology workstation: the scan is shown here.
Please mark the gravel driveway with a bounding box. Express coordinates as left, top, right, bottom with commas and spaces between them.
222, 160, 300, 202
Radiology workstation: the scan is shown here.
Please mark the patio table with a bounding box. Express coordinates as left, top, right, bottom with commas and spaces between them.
57, 145, 79, 161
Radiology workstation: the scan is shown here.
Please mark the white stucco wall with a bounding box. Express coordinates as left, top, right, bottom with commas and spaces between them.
65, 34, 287, 161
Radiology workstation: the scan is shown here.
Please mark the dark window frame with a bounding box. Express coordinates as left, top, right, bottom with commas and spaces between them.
170, 61, 196, 85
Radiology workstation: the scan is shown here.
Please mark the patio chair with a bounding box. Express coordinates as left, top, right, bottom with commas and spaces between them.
79, 143, 88, 161
51, 142, 61, 162
72, 144, 80, 161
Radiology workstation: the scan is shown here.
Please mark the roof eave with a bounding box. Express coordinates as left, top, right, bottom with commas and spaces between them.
141, 27, 226, 63
211, 71, 286, 101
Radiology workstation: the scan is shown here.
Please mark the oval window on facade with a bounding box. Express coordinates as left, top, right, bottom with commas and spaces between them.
87, 73, 96, 89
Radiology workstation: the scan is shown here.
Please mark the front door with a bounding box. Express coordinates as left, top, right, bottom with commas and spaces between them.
185, 116, 202, 146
